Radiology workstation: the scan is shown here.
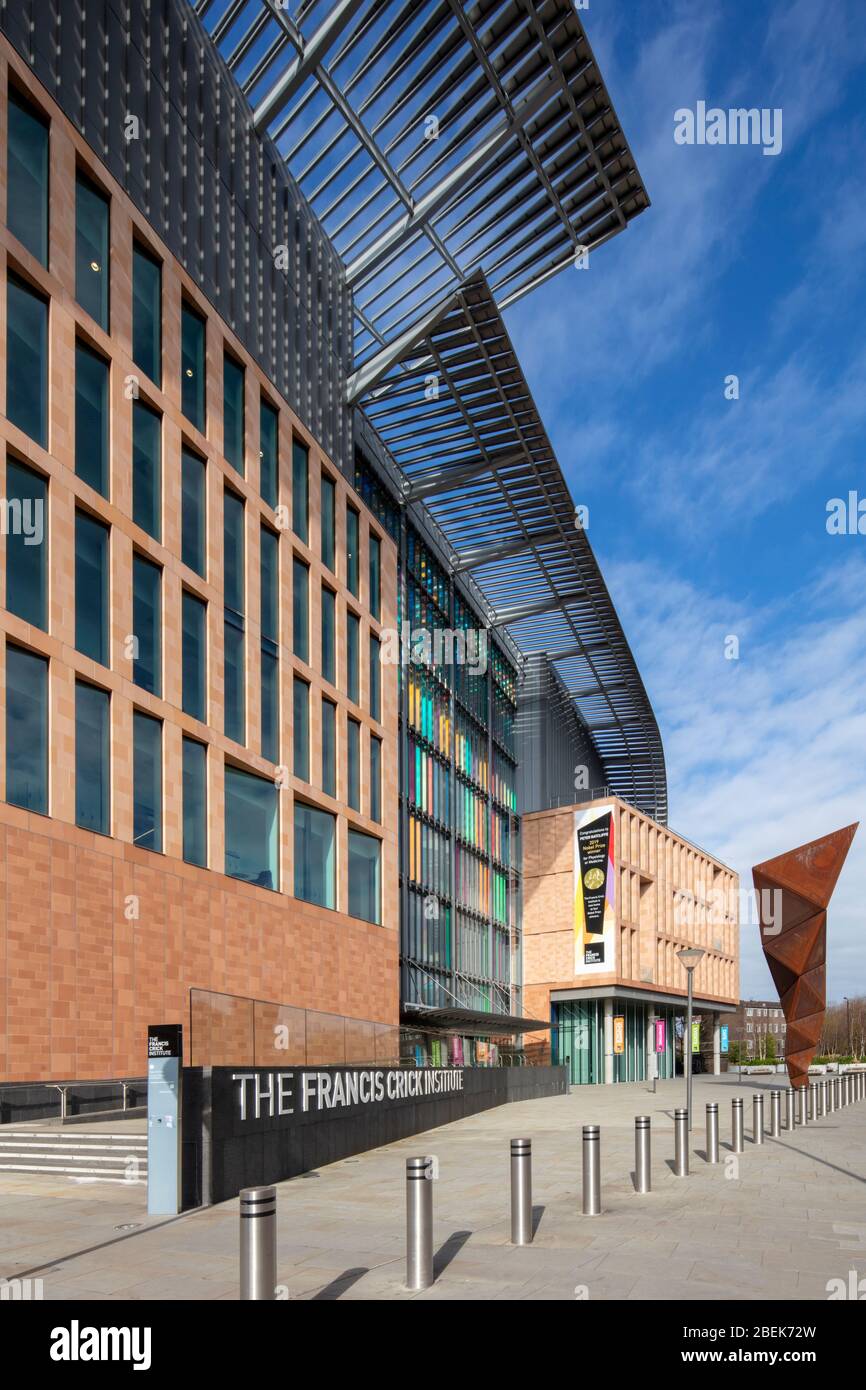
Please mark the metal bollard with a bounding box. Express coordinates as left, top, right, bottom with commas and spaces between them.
635, 1116, 651, 1193
674, 1108, 689, 1177
406, 1157, 434, 1290
808, 1084, 817, 1122
840, 1074, 847, 1108
753, 1093, 764, 1145
732, 1097, 744, 1153
818, 1079, 825, 1118
835, 1075, 841, 1109
769, 1089, 781, 1138
827, 1077, 835, 1114
510, 1139, 532, 1246
706, 1102, 719, 1163
239, 1185, 277, 1301
582, 1125, 601, 1215
785, 1086, 796, 1130
798, 1085, 808, 1125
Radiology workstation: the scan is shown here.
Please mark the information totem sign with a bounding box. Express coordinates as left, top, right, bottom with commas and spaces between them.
147, 1024, 182, 1216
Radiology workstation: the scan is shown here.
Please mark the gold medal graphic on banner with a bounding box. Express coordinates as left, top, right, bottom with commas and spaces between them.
583, 867, 605, 891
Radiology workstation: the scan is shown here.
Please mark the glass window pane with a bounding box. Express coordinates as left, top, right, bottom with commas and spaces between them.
225, 765, 278, 890
132, 554, 161, 696
346, 507, 359, 595
348, 829, 381, 925
182, 590, 207, 721
347, 717, 360, 811
321, 475, 335, 571
7, 91, 48, 265
292, 558, 309, 662
260, 398, 278, 508
182, 737, 207, 868
347, 612, 359, 703
260, 527, 279, 644
75, 342, 109, 496
370, 735, 381, 824
181, 303, 206, 431
181, 447, 206, 577
369, 634, 380, 720
294, 803, 335, 909
75, 173, 109, 330
6, 645, 48, 814
75, 511, 109, 665
224, 616, 245, 745
292, 440, 308, 543
132, 399, 161, 539
321, 587, 335, 686
5, 459, 47, 629
293, 677, 309, 781
261, 648, 279, 764
223, 353, 245, 475
322, 699, 336, 797
7, 273, 48, 447
132, 243, 162, 385
224, 491, 245, 616
369, 534, 381, 620
75, 681, 109, 834
133, 711, 162, 853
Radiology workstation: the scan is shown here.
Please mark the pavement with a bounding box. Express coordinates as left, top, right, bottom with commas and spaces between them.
1, 1073, 864, 1301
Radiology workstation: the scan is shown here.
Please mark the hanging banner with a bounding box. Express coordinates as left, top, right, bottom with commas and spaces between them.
613, 1015, 625, 1054
691, 1021, 701, 1054
720, 1025, 729, 1054
654, 1018, 666, 1053
574, 804, 616, 974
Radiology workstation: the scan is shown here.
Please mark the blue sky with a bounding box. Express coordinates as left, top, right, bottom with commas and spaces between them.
508, 0, 866, 1001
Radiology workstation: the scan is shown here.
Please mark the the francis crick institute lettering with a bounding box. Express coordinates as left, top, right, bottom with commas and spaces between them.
233, 1067, 465, 1121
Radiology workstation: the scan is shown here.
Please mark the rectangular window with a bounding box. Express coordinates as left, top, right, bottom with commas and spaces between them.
5, 459, 47, 629
6, 645, 48, 814
132, 554, 161, 697
322, 698, 336, 798
347, 717, 360, 811
7, 90, 48, 265
225, 765, 278, 890
182, 737, 207, 868
224, 617, 245, 745
223, 352, 245, 475
7, 273, 48, 448
292, 439, 308, 543
321, 474, 335, 572
75, 341, 109, 497
260, 527, 279, 645
75, 172, 109, 330
133, 710, 162, 853
132, 243, 162, 385
261, 648, 279, 765
370, 735, 382, 824
260, 398, 278, 508
224, 491, 245, 616
182, 590, 207, 722
75, 681, 109, 834
181, 447, 206, 577
321, 587, 336, 686
294, 803, 335, 910
346, 507, 359, 596
75, 511, 109, 666
369, 634, 381, 720
132, 399, 161, 540
293, 677, 309, 782
292, 557, 309, 662
181, 302, 206, 432
369, 533, 381, 621
347, 611, 360, 703
348, 829, 381, 925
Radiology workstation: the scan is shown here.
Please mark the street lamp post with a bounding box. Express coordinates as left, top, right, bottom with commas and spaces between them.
677, 947, 706, 1130
844, 997, 852, 1057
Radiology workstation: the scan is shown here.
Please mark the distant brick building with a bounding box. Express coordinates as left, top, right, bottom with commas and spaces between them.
728, 999, 787, 1058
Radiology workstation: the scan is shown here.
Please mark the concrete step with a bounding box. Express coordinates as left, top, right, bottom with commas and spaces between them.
0, 1132, 148, 1183
0, 1164, 145, 1184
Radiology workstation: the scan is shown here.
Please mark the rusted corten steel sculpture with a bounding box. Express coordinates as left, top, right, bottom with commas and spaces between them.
753, 825, 858, 1088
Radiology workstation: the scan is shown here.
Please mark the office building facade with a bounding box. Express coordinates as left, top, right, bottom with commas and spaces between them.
0, 0, 737, 1085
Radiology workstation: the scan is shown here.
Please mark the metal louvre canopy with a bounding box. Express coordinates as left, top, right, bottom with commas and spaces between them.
192, 0, 649, 367
357, 270, 668, 824
402, 1003, 550, 1035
